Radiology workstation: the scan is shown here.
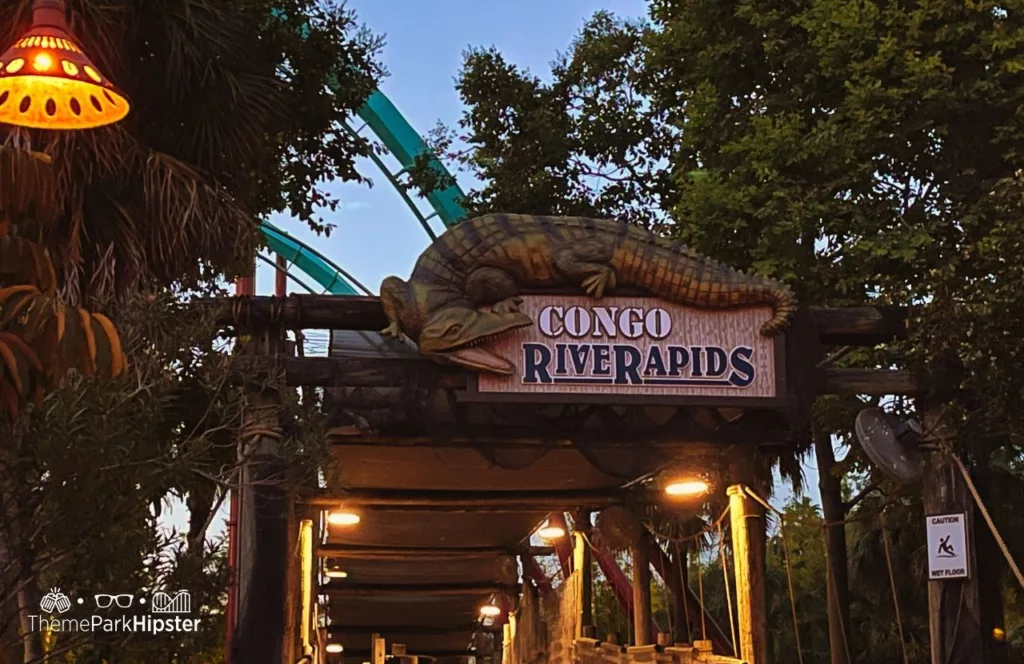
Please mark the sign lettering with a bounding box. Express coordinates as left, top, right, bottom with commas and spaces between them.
925, 512, 970, 580
475, 295, 779, 401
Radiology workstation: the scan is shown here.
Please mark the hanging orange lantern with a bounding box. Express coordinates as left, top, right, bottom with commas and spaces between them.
0, 0, 129, 130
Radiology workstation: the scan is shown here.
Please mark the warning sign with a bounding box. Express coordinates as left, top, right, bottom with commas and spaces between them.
925, 513, 970, 580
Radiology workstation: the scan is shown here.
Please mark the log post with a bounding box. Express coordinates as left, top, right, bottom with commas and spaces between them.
230, 312, 290, 663
574, 510, 594, 637
372, 633, 386, 664
670, 542, 691, 644
727, 485, 768, 664
921, 407, 985, 664
631, 542, 652, 646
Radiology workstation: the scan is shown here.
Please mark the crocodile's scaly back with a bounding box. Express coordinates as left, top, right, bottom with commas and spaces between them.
408, 214, 797, 336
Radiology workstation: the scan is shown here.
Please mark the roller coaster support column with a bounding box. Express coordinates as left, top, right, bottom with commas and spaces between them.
727, 485, 768, 664
275, 255, 288, 296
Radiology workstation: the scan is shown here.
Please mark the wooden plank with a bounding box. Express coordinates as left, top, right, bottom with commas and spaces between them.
811, 306, 908, 345
317, 544, 554, 558
339, 651, 473, 659
324, 582, 518, 597
307, 489, 622, 511
200, 295, 907, 345
818, 367, 925, 396
328, 624, 497, 636
230, 355, 928, 396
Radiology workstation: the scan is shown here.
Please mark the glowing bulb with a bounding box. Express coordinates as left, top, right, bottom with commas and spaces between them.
327, 511, 360, 526
665, 479, 710, 497
536, 524, 566, 540
325, 643, 343, 653
325, 569, 348, 579
32, 52, 53, 72
535, 518, 566, 541
479, 604, 502, 618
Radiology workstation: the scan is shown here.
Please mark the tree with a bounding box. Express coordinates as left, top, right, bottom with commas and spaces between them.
0, 1, 384, 661
425, 1, 1024, 661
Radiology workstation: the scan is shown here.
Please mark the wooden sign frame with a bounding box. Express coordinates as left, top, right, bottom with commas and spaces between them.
461, 335, 788, 407
459, 295, 790, 408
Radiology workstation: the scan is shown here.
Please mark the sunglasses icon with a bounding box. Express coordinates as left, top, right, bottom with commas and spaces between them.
94, 594, 133, 609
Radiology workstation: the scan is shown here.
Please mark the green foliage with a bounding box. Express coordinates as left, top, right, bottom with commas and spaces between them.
0, 289, 327, 661
0, 0, 384, 298
440, 2, 1024, 659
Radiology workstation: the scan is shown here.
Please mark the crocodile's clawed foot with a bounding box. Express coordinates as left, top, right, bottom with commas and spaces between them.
581, 268, 616, 298
380, 321, 403, 338
491, 296, 524, 314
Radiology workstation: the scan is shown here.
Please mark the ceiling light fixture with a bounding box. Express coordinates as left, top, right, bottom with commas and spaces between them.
0, 0, 130, 129
479, 604, 502, 618
535, 519, 566, 541
327, 510, 360, 527
665, 479, 711, 497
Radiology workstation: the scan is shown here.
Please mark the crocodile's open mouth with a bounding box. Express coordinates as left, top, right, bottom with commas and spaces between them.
419, 309, 533, 375
441, 329, 520, 374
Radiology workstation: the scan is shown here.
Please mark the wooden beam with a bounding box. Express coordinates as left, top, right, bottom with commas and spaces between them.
327, 429, 577, 448
810, 306, 908, 346
336, 651, 474, 659
324, 582, 518, 597
306, 489, 622, 511
328, 412, 790, 447
205, 295, 387, 330
203, 295, 907, 346
234, 355, 930, 396
818, 367, 926, 396
317, 544, 555, 559
327, 624, 494, 636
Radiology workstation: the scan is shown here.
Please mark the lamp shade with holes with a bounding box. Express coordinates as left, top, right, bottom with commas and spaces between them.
0, 0, 129, 130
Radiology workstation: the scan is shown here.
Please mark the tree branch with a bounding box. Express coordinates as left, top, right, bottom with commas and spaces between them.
844, 480, 885, 511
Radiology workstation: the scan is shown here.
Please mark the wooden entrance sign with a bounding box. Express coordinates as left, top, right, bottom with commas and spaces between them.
466, 295, 785, 406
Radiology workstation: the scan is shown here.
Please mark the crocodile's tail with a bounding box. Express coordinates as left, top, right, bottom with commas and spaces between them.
757, 282, 798, 336
646, 256, 798, 337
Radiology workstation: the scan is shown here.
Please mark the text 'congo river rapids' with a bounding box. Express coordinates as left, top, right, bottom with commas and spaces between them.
475, 297, 780, 399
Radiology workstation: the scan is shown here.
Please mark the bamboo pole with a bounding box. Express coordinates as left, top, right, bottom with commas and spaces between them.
727, 485, 768, 664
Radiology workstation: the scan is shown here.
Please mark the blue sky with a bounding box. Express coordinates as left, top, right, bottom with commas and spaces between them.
239, 0, 824, 526
256, 0, 650, 296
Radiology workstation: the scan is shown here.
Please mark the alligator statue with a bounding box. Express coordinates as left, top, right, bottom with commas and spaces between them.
380, 214, 797, 374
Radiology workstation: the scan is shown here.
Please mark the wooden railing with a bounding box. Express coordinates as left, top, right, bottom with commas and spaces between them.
574, 638, 745, 664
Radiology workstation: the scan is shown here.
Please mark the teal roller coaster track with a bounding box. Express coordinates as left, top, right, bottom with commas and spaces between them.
258, 88, 467, 295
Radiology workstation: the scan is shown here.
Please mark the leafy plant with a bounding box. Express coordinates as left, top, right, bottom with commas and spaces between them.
0, 150, 125, 421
